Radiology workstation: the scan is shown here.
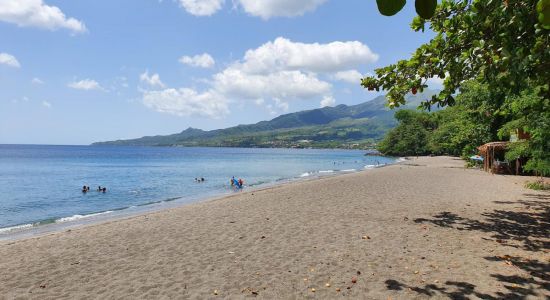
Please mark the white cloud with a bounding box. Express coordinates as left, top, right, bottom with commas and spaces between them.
42, 100, 51, 108
0, 0, 86, 33
214, 68, 331, 100
179, 0, 224, 16
140, 71, 165, 88
333, 70, 363, 84
238, 0, 327, 19
31, 77, 44, 84
320, 95, 335, 107
143, 88, 228, 118
142, 37, 378, 118
68, 79, 103, 91
208, 37, 376, 105
0, 52, 20, 68
178, 53, 215, 68
238, 37, 378, 73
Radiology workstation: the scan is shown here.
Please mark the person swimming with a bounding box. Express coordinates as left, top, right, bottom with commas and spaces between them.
102, 187, 107, 193
82, 185, 88, 193
97, 186, 102, 191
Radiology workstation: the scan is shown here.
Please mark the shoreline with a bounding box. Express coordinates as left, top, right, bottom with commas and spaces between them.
0, 159, 401, 242
2, 156, 547, 299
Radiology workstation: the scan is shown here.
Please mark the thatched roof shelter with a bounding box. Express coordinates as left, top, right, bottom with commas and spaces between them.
477, 141, 510, 174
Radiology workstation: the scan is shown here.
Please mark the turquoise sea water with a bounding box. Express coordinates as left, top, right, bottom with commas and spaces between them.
0, 145, 396, 235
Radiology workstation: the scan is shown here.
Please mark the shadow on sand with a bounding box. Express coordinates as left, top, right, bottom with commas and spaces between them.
385, 193, 549, 299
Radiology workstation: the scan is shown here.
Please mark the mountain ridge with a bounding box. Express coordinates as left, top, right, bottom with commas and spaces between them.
93, 91, 437, 148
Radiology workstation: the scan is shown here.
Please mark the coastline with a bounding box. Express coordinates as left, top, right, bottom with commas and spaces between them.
0, 159, 400, 242
1, 156, 547, 299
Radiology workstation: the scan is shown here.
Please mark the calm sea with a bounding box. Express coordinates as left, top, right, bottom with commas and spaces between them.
0, 145, 396, 236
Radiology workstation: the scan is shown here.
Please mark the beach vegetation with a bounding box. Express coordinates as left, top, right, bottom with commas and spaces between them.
524, 180, 550, 190
368, 0, 549, 175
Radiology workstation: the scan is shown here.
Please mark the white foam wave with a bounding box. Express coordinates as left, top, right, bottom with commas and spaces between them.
0, 223, 34, 234
300, 172, 310, 177
396, 157, 407, 163
55, 211, 113, 223
341, 169, 356, 172
364, 164, 377, 169
319, 170, 334, 173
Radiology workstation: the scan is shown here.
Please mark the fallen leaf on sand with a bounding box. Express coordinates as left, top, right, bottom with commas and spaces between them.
311, 288, 316, 292
351, 277, 357, 283
362, 235, 371, 240
414, 271, 419, 274
336, 288, 341, 292
325, 283, 331, 287
213, 290, 218, 295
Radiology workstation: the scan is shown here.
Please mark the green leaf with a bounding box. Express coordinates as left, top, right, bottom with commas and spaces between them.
537, 0, 550, 29
415, 0, 437, 19
376, 0, 406, 16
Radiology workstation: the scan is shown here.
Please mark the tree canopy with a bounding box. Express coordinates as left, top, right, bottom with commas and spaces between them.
364, 0, 550, 109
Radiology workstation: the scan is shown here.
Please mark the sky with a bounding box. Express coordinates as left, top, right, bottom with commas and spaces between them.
0, 0, 438, 145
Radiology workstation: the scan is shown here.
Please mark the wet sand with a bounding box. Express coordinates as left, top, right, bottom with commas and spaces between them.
1, 156, 548, 299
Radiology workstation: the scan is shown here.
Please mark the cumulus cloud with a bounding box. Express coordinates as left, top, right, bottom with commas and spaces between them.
214, 69, 331, 100
179, 0, 224, 16
0, 0, 86, 33
68, 79, 103, 91
42, 100, 51, 108
140, 71, 165, 88
238, 0, 327, 19
0, 52, 20, 68
178, 53, 215, 68
320, 95, 335, 107
209, 37, 375, 104
142, 37, 378, 118
31, 77, 44, 84
333, 70, 363, 84
238, 37, 378, 73
143, 88, 228, 118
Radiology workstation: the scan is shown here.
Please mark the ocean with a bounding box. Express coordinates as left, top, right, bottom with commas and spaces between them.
0, 145, 396, 237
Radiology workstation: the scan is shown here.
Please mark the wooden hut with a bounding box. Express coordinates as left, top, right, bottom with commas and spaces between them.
477, 142, 511, 174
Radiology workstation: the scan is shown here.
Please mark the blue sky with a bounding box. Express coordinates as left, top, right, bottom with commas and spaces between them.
0, 0, 436, 145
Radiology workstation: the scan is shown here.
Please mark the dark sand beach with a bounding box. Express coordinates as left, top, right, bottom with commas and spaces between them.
1, 156, 548, 299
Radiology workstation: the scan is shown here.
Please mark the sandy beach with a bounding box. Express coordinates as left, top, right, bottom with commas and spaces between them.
0, 156, 548, 299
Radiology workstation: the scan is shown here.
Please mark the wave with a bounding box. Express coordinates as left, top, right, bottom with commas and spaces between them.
55, 211, 114, 223
300, 172, 311, 177
0, 223, 34, 234
318, 170, 334, 173
341, 169, 356, 172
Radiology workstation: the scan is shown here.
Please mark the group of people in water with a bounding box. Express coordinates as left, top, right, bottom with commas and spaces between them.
193, 176, 244, 189
230, 176, 244, 189
82, 185, 107, 193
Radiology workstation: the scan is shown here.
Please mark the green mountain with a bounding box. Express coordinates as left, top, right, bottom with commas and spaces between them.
93, 91, 437, 149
